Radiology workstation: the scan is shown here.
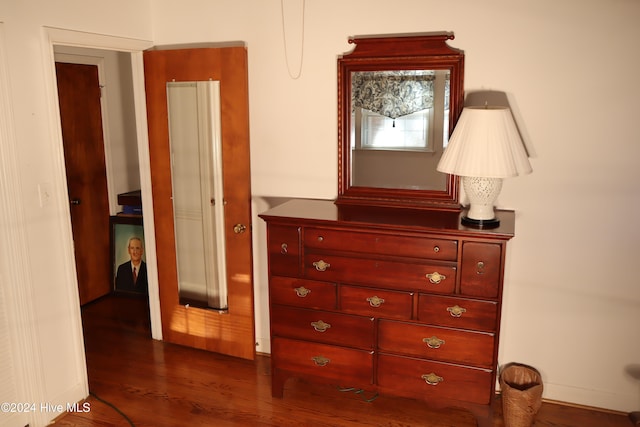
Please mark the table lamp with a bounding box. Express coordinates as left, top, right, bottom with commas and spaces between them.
437, 106, 532, 227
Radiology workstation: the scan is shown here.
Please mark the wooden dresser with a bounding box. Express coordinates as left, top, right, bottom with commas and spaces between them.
260, 199, 515, 425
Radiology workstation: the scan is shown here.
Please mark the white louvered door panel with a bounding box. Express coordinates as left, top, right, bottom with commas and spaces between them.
0, 284, 28, 427
0, 22, 30, 427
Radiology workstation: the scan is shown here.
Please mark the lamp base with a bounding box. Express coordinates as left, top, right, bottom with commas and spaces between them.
461, 215, 500, 229
461, 176, 503, 229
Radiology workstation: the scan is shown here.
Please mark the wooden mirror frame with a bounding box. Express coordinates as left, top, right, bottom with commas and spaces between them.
336, 33, 465, 210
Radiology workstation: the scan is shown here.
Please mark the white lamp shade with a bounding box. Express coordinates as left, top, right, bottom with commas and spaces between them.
437, 106, 532, 178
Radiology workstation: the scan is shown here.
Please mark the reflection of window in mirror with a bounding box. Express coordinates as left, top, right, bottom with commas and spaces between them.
351, 70, 450, 153
361, 109, 432, 150
349, 68, 452, 191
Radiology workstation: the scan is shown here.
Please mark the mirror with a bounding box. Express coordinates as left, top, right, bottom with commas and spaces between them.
167, 81, 228, 310
337, 33, 465, 210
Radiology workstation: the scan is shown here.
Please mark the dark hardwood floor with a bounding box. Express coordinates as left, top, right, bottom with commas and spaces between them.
51, 295, 631, 426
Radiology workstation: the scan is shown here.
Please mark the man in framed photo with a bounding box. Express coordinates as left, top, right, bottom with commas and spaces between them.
115, 236, 148, 293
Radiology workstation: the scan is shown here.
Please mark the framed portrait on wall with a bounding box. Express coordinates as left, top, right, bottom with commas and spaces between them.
110, 216, 147, 295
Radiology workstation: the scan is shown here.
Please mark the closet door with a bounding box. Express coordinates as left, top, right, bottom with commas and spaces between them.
144, 47, 254, 360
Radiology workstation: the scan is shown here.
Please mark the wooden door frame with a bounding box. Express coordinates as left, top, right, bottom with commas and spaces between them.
42, 29, 161, 345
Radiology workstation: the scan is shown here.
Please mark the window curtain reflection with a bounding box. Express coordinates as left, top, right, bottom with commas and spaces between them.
352, 70, 435, 119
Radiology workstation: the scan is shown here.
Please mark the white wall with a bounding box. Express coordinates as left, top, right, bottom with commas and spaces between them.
0, 2, 153, 426
151, 0, 640, 413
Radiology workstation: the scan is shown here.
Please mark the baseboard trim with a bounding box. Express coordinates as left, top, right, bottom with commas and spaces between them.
539, 397, 628, 416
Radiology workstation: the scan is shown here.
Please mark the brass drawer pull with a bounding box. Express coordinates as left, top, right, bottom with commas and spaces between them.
366, 296, 385, 307
313, 260, 330, 271
280, 243, 288, 254
311, 320, 331, 332
426, 271, 446, 284
433, 246, 440, 253
421, 372, 444, 386
447, 305, 467, 318
294, 286, 311, 297
477, 261, 485, 274
311, 356, 330, 367
423, 336, 446, 349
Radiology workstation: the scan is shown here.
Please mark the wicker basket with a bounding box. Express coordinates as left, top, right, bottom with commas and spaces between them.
499, 364, 544, 427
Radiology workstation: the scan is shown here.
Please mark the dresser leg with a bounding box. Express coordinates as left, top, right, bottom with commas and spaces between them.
464, 402, 493, 427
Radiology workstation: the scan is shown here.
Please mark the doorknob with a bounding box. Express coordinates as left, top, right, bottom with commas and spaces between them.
70, 198, 81, 205
233, 223, 247, 234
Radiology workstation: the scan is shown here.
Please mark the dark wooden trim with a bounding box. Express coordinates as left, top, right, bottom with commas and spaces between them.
337, 33, 464, 210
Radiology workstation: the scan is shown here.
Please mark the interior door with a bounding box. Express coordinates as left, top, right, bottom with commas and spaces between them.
144, 47, 255, 360
55, 62, 111, 305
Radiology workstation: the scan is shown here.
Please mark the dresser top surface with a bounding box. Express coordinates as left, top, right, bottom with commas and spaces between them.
259, 199, 515, 239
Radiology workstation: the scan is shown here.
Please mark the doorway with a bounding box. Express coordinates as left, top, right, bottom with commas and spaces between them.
46, 30, 162, 355
47, 30, 256, 364
54, 48, 150, 316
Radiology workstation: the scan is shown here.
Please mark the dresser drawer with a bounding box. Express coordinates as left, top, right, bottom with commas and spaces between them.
460, 242, 502, 298
418, 294, 498, 332
377, 354, 493, 405
272, 337, 374, 386
305, 228, 458, 261
267, 225, 301, 277
271, 305, 375, 350
270, 276, 336, 310
340, 286, 413, 320
378, 320, 495, 367
305, 254, 456, 294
